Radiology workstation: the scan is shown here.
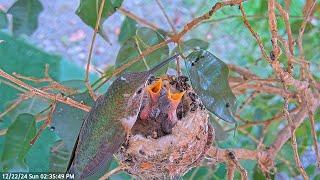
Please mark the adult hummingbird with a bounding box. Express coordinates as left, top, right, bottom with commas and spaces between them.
67, 54, 179, 179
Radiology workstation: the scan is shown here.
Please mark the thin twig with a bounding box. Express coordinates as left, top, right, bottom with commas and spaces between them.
0, 76, 28, 92
0, 95, 31, 120
304, 91, 320, 167
275, 2, 294, 74
99, 165, 126, 180
95, 0, 244, 90
171, 0, 243, 43
134, 36, 150, 70
268, 1, 308, 178
239, 4, 270, 63
204, 14, 303, 23
227, 151, 248, 180
155, 0, 176, 33
257, 123, 270, 150
297, 0, 317, 87
240, 3, 308, 91
237, 91, 258, 113
226, 163, 235, 180
228, 106, 301, 132
84, 0, 106, 101
0, 69, 90, 112
284, 96, 308, 179
30, 101, 57, 145
154, 0, 183, 75
96, 39, 172, 90
12, 72, 52, 83
268, 0, 281, 60
118, 7, 161, 32
12, 64, 53, 83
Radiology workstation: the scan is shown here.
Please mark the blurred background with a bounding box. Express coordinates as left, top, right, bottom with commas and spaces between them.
0, 0, 319, 179
1, 0, 317, 71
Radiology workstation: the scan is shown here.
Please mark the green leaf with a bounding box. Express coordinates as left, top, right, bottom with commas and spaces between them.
212, 164, 227, 179
26, 123, 60, 172
50, 93, 94, 172
51, 93, 94, 151
185, 49, 237, 123
209, 115, 228, 141
1, 113, 36, 172
183, 167, 210, 179
0, 32, 98, 172
104, 65, 115, 78
314, 174, 320, 180
76, 0, 123, 28
305, 164, 316, 176
115, 27, 169, 74
0, 31, 98, 114
0, 32, 60, 112
49, 140, 70, 172
0, 97, 50, 130
7, 0, 43, 36
108, 160, 132, 179
0, 10, 8, 29
291, 20, 313, 35
118, 17, 138, 44
244, 0, 267, 15
55, 80, 88, 95
172, 39, 209, 55
59, 58, 99, 82
253, 165, 266, 180
115, 38, 139, 71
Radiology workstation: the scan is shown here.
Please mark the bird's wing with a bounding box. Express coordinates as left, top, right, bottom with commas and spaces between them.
79, 132, 125, 179
67, 95, 126, 179
66, 95, 105, 173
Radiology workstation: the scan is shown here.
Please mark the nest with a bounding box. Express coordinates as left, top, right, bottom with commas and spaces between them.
117, 76, 214, 179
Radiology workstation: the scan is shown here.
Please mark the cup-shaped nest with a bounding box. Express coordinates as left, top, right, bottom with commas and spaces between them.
117, 76, 214, 179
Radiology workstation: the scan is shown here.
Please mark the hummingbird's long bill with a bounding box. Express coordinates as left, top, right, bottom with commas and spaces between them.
148, 54, 180, 75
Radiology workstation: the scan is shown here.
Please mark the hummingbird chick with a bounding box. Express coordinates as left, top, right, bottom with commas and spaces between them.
134, 78, 185, 136
67, 54, 179, 179
158, 88, 185, 134
139, 79, 163, 120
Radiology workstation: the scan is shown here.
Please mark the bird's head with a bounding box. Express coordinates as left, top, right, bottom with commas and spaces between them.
117, 54, 180, 100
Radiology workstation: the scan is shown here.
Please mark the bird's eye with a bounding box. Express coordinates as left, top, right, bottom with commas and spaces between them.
136, 88, 142, 94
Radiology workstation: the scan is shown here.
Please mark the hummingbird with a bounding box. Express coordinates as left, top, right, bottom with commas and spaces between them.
139, 78, 185, 135
67, 54, 180, 179
160, 89, 185, 134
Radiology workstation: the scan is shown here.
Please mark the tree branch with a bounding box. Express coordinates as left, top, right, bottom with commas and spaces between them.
0, 69, 90, 112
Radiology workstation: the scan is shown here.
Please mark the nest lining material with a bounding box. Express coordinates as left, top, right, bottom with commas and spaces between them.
117, 76, 214, 179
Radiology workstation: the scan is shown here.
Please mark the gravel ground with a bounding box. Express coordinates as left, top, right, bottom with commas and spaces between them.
0, 0, 198, 70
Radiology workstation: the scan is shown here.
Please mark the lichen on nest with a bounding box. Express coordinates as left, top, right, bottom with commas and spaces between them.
117, 75, 214, 179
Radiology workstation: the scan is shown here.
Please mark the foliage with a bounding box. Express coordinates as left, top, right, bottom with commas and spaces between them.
76, 0, 123, 29
0, 31, 97, 172
51, 92, 94, 152
185, 50, 236, 123
76, 0, 123, 41
0, 0, 319, 179
118, 17, 137, 44
1, 113, 36, 172
0, 10, 8, 29
172, 38, 209, 55
0, 32, 59, 113
6, 0, 43, 36
115, 27, 169, 74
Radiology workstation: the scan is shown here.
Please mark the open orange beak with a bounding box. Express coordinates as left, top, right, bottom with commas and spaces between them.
147, 79, 163, 103
167, 90, 185, 110
140, 79, 163, 120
